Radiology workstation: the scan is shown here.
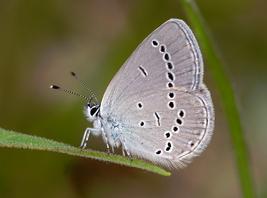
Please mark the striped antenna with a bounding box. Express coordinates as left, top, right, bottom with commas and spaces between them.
70, 71, 98, 104
50, 85, 90, 101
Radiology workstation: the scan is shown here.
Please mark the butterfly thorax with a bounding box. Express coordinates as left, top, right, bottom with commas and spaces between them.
100, 114, 124, 147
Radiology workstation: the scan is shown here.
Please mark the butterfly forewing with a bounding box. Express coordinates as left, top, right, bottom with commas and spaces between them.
101, 19, 203, 113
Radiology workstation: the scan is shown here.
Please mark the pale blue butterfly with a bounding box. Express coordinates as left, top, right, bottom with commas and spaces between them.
52, 19, 214, 168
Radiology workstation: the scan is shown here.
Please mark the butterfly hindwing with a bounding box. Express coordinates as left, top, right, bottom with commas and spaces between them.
109, 86, 213, 168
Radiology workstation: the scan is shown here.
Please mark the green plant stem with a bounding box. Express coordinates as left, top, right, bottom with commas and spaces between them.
180, 0, 255, 197
0, 127, 170, 176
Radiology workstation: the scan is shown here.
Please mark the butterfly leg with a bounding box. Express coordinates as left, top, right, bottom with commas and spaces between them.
122, 147, 125, 156
80, 127, 91, 148
111, 145, 115, 153
80, 127, 101, 148
101, 130, 111, 153
121, 138, 131, 157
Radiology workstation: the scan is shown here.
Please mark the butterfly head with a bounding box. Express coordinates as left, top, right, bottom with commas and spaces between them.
85, 103, 100, 122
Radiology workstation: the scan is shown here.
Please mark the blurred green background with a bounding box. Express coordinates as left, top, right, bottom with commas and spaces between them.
0, 0, 266, 197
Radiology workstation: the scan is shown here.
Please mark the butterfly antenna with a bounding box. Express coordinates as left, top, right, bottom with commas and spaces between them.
70, 71, 98, 104
50, 85, 90, 101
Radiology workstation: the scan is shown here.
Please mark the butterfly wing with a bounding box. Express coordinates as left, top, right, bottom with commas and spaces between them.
101, 19, 203, 113
99, 19, 214, 168
110, 86, 214, 168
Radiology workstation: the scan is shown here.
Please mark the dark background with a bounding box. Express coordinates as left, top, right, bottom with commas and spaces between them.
0, 0, 266, 197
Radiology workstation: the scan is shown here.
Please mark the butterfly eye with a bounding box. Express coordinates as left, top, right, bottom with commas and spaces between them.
90, 107, 98, 116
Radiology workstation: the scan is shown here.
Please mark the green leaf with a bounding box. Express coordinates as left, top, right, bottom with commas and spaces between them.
0, 127, 170, 176
180, 0, 255, 197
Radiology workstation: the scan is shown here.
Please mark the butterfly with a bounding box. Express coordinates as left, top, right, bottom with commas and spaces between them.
52, 18, 214, 168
